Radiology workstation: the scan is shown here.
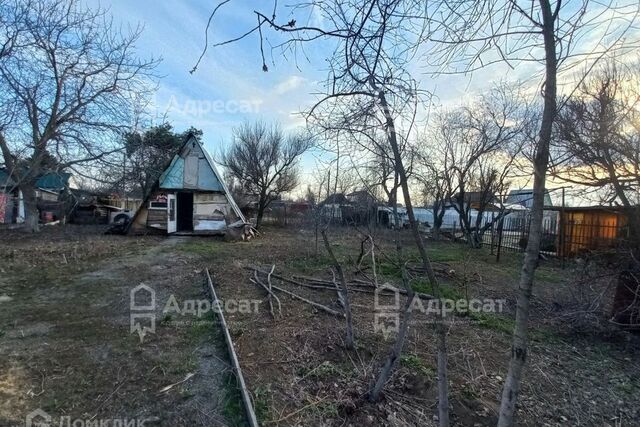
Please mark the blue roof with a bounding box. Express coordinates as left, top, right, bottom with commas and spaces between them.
158, 137, 224, 191
36, 172, 71, 191
0, 168, 12, 187
0, 169, 71, 191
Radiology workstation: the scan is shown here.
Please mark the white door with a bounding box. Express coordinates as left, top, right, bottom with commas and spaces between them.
167, 194, 177, 233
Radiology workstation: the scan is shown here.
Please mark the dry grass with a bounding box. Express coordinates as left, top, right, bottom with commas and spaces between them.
1, 225, 638, 426
196, 226, 640, 426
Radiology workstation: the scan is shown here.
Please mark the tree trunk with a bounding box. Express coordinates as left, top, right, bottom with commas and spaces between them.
369, 189, 416, 402
256, 208, 264, 229
21, 183, 40, 233
369, 264, 414, 401
433, 204, 445, 240
321, 229, 355, 349
256, 194, 267, 229
377, 89, 450, 427
498, 2, 557, 425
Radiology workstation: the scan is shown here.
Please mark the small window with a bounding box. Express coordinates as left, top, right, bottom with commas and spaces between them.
149, 201, 167, 209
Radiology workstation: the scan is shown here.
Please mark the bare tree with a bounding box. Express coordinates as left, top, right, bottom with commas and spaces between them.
195, 2, 451, 424
321, 228, 355, 349
427, 1, 639, 424
553, 62, 640, 213
552, 61, 640, 325
0, 0, 157, 232
219, 121, 313, 228
194, 0, 638, 424
416, 160, 450, 238
422, 86, 529, 247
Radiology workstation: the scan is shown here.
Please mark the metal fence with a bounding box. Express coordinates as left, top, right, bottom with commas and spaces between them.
480, 216, 559, 257
474, 215, 629, 261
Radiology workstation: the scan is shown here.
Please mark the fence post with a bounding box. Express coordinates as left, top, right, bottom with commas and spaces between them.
490, 217, 495, 255
560, 188, 565, 268
496, 216, 504, 263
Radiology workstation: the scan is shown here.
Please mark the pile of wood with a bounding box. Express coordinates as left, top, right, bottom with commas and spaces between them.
227, 220, 259, 241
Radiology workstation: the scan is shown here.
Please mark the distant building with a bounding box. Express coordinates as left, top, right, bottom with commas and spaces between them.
505, 189, 553, 208
503, 189, 557, 230
0, 169, 78, 224
127, 133, 245, 235
319, 190, 378, 225
451, 191, 501, 210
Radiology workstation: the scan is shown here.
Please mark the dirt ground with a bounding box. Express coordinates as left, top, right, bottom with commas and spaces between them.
1, 225, 638, 426
196, 226, 639, 426
0, 225, 240, 426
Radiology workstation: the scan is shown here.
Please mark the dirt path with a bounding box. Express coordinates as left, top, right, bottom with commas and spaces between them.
0, 233, 238, 426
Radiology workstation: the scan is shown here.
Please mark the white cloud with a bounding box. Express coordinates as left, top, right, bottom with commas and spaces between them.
273, 76, 308, 95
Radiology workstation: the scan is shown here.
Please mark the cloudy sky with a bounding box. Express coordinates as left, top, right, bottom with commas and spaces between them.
92, 1, 536, 143
89, 0, 638, 203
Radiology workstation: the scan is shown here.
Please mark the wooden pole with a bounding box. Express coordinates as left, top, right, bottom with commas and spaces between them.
270, 282, 343, 317
205, 269, 259, 427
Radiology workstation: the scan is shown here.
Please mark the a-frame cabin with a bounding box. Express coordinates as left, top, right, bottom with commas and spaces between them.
128, 133, 246, 235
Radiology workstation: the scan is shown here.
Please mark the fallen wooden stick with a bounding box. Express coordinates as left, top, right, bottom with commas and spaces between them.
271, 283, 343, 317
205, 269, 259, 427
251, 270, 383, 294
254, 277, 344, 318
331, 270, 346, 309
250, 273, 282, 318
267, 265, 276, 317
158, 372, 195, 394
247, 266, 434, 299
292, 275, 335, 285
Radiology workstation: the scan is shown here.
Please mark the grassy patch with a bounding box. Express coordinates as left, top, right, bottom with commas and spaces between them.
378, 261, 403, 278
470, 312, 515, 334
615, 378, 640, 396
535, 267, 565, 284
530, 326, 561, 343
312, 401, 340, 418
426, 244, 471, 262
189, 312, 214, 335
222, 372, 247, 426
253, 385, 272, 422
298, 360, 352, 380
176, 239, 227, 256
285, 255, 334, 274
411, 279, 464, 300
400, 353, 434, 377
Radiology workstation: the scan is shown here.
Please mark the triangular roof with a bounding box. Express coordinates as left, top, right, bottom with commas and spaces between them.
36, 172, 72, 191
127, 133, 245, 230
0, 168, 72, 191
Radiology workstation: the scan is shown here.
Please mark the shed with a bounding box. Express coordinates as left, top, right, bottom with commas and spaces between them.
555, 206, 628, 257
127, 133, 245, 235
